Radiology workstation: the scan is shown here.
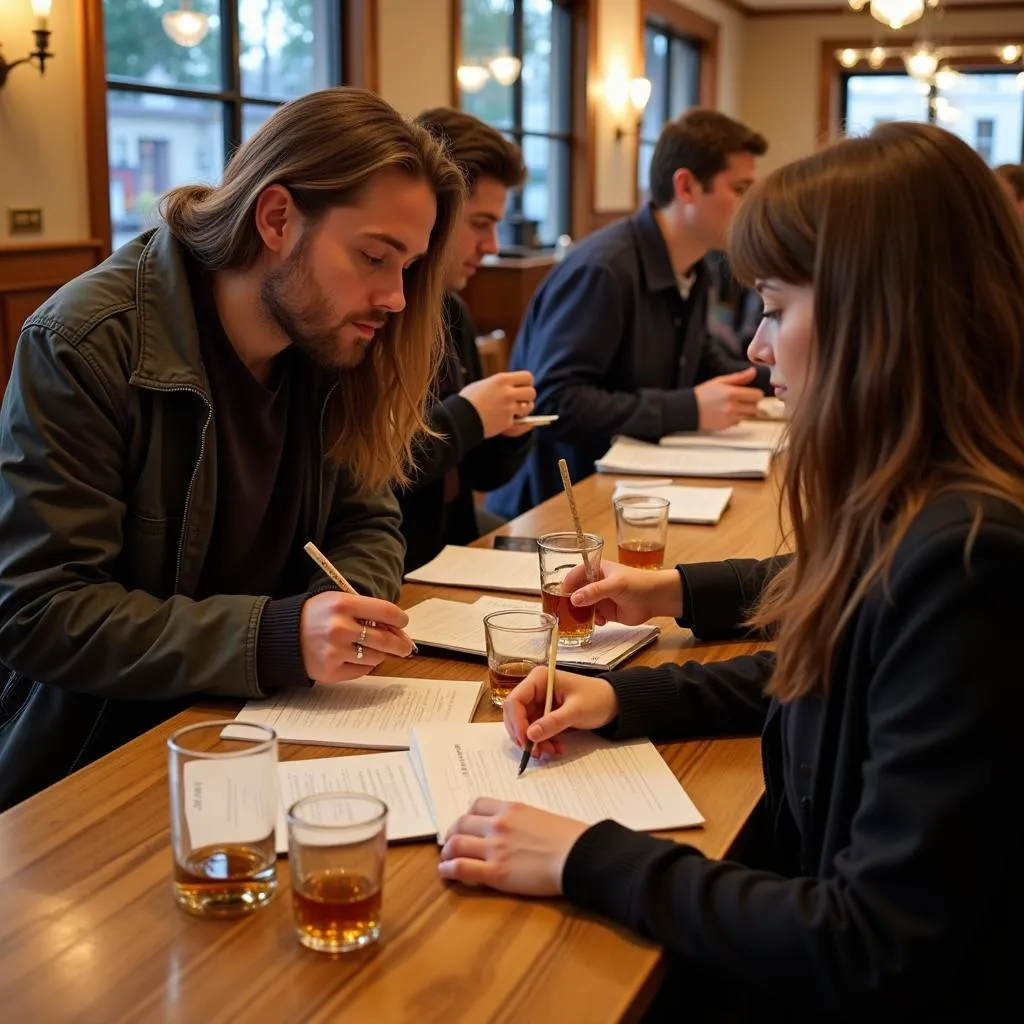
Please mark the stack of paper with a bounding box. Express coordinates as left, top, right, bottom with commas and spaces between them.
404, 594, 660, 671
184, 724, 703, 855
409, 723, 704, 842
596, 437, 771, 479
405, 545, 540, 594
660, 419, 787, 451
231, 676, 485, 749
613, 480, 732, 525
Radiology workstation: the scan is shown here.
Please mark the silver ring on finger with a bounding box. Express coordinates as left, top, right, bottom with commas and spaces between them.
354, 643, 365, 661
366, 619, 377, 628
358, 623, 368, 644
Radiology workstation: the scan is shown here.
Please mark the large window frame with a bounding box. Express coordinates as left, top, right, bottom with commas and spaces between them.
84, 0, 373, 257
455, 0, 575, 247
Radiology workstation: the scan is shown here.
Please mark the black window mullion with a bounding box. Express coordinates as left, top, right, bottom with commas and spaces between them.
511, 0, 525, 133
221, 0, 243, 150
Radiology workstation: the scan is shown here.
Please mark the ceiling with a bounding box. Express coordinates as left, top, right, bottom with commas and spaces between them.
739, 0, 1018, 9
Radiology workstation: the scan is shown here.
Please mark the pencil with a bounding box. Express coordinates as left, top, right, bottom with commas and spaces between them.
557, 458, 594, 581
303, 542, 418, 655
517, 624, 558, 776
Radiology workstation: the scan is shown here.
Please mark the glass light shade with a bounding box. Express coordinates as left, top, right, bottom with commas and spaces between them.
488, 52, 522, 87
839, 48, 858, 68
904, 47, 939, 81
934, 65, 963, 91
162, 6, 211, 49
30, 0, 53, 17
1000, 45, 1022, 65
457, 64, 491, 93
868, 46, 887, 69
870, 0, 924, 31
848, 0, 868, 10
628, 76, 652, 113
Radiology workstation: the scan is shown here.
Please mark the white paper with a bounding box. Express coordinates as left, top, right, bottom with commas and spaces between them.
231, 677, 484, 749
409, 723, 703, 843
182, 757, 279, 852
403, 594, 660, 671
275, 753, 436, 852
660, 419, 787, 452
405, 545, 541, 594
613, 481, 732, 525
596, 437, 771, 479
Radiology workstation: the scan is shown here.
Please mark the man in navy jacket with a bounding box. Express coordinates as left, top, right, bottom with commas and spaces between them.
488, 109, 772, 519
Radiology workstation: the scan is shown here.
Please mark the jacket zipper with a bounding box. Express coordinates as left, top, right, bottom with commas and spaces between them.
140, 384, 214, 594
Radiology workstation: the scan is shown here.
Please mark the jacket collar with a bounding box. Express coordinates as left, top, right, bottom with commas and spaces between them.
630, 202, 708, 296
129, 226, 211, 395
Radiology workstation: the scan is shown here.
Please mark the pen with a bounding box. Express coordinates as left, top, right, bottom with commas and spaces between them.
303, 542, 418, 656
518, 624, 558, 776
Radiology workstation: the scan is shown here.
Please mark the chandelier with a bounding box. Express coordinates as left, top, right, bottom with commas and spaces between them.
847, 0, 939, 31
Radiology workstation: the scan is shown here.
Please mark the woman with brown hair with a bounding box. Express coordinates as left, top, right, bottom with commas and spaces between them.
438, 122, 1024, 1018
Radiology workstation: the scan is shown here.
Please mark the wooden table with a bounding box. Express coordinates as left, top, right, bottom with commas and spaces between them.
0, 472, 782, 1024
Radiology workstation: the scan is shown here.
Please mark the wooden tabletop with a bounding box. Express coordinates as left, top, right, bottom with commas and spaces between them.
0, 469, 783, 1024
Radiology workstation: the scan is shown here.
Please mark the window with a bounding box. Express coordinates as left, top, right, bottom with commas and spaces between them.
842, 70, 1023, 167
459, 0, 573, 246
638, 22, 700, 198
103, 0, 344, 250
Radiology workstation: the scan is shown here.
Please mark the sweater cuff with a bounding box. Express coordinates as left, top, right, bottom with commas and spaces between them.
563, 819, 693, 923
677, 561, 745, 638
663, 389, 700, 434
594, 666, 686, 740
442, 393, 485, 455
256, 594, 313, 691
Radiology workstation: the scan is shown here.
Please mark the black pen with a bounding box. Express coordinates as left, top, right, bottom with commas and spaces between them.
518, 625, 558, 776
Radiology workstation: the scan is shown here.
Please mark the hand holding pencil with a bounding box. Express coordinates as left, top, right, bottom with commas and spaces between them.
298, 542, 417, 683
503, 666, 621, 764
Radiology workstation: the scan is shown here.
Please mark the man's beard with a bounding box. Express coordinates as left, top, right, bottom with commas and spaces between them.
260, 235, 387, 370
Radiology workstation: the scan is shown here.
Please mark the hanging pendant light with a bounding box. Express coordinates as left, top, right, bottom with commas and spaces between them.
904, 46, 939, 81
457, 64, 490, 93
488, 48, 522, 87
162, 1, 211, 48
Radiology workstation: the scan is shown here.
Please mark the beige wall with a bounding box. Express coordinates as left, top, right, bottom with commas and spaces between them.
377, 0, 453, 116
741, 10, 1024, 173
0, 0, 89, 243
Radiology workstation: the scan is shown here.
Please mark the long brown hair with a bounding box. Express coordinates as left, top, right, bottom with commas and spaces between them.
161, 87, 464, 493
729, 122, 1024, 701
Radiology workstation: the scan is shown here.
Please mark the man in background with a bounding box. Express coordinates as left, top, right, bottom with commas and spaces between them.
399, 108, 537, 571
488, 109, 772, 519
996, 164, 1024, 219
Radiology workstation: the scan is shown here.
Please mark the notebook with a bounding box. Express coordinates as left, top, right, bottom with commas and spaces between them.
596, 437, 771, 479
660, 419, 787, 451
613, 480, 733, 525
405, 545, 540, 594
230, 676, 485, 749
403, 594, 660, 671
409, 722, 704, 844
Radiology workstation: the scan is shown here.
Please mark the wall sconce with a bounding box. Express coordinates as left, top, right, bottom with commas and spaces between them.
613, 77, 652, 142
0, 0, 55, 90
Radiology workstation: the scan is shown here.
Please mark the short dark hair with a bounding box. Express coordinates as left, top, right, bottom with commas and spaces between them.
649, 108, 768, 208
415, 107, 527, 192
996, 163, 1024, 202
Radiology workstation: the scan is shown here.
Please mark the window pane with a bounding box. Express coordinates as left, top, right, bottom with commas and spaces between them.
520, 134, 570, 244
844, 74, 930, 134
238, 0, 334, 101
242, 103, 280, 143
642, 26, 668, 143
521, 0, 570, 134
103, 0, 222, 91
460, 0, 514, 129
638, 141, 655, 198
668, 36, 699, 116
934, 72, 1023, 166
107, 90, 225, 251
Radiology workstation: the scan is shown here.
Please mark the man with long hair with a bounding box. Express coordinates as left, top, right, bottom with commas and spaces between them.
0, 88, 464, 809
399, 107, 536, 572
487, 109, 772, 519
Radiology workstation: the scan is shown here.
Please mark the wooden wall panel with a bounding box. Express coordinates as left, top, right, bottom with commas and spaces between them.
0, 241, 104, 395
